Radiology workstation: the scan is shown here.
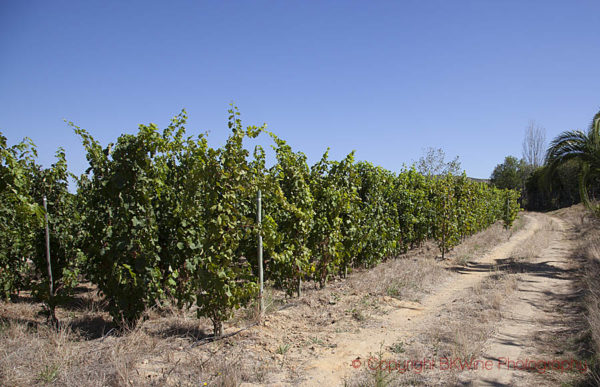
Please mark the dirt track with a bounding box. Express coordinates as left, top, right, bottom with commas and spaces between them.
252, 212, 583, 386
462, 214, 583, 386
0, 212, 586, 386
297, 214, 540, 385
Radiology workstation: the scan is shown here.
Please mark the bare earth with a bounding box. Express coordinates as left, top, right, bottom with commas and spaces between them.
1, 211, 588, 386
297, 215, 539, 385
461, 214, 584, 386
250, 212, 584, 386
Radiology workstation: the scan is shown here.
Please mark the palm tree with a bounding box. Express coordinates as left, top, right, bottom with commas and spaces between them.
545, 109, 600, 213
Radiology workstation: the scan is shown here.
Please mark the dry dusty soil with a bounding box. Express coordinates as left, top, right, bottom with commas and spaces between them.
0, 209, 591, 387
247, 212, 587, 386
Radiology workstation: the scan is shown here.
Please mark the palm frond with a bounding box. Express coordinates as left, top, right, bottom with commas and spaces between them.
588, 109, 600, 150
543, 109, 600, 213
545, 130, 588, 167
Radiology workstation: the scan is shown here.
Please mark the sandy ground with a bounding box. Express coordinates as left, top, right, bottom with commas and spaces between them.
246, 212, 584, 386
460, 214, 585, 386
1, 211, 587, 386
294, 215, 540, 386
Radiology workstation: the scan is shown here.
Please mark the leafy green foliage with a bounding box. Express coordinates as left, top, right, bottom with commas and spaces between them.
74, 107, 265, 333
0, 133, 83, 322
262, 134, 314, 296
490, 155, 533, 191
0, 134, 42, 299
330, 155, 364, 276
2, 106, 521, 335
524, 161, 586, 211
30, 149, 83, 315
73, 117, 181, 324
432, 174, 460, 259
307, 150, 346, 287
191, 107, 264, 336
502, 189, 521, 229
545, 109, 600, 215
356, 162, 398, 267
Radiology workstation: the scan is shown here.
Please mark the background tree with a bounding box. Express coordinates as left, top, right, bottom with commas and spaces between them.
490, 156, 532, 191
522, 121, 546, 168
524, 161, 581, 211
545, 109, 600, 213
416, 147, 461, 176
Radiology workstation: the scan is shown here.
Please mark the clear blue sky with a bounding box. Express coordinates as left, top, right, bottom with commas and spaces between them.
1, 0, 599, 181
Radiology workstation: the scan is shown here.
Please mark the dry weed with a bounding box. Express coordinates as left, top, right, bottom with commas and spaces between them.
448, 218, 523, 267
0, 218, 535, 387
576, 213, 600, 385
345, 215, 551, 386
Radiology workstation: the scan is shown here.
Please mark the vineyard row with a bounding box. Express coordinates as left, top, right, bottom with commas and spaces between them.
0, 107, 520, 335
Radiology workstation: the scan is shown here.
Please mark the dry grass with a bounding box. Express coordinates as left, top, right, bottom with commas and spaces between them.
0, 298, 279, 387
348, 242, 448, 304
342, 218, 548, 387
511, 215, 556, 261
447, 216, 524, 267
344, 271, 520, 387
0, 320, 145, 386
343, 213, 568, 387
566, 206, 600, 386
507, 204, 598, 387
0, 218, 529, 386
354, 217, 525, 304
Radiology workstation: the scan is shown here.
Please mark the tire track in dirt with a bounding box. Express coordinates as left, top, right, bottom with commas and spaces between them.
461, 214, 579, 386
293, 214, 541, 386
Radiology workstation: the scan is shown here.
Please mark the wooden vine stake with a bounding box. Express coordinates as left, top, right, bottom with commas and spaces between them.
257, 189, 264, 318
43, 195, 56, 324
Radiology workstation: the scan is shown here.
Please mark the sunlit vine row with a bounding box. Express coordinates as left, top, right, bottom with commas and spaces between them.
0, 108, 519, 335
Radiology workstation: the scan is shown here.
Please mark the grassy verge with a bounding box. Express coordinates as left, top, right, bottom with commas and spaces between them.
345, 214, 556, 386
561, 205, 600, 386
